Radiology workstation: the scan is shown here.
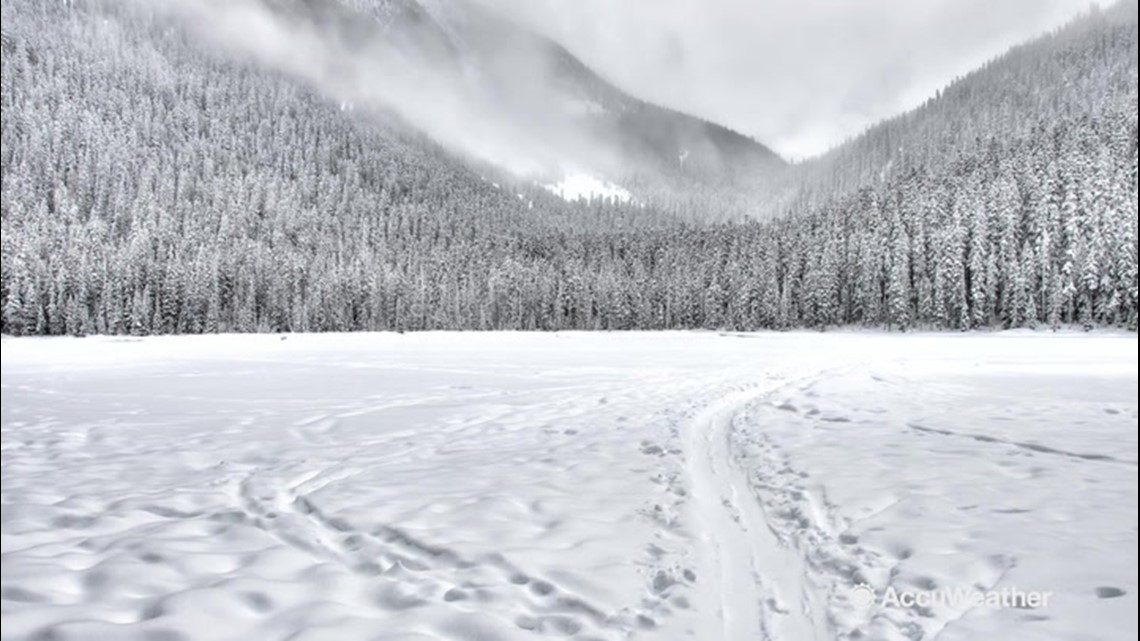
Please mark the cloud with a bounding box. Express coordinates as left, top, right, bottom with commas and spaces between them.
161, 0, 620, 178
481, 0, 1111, 159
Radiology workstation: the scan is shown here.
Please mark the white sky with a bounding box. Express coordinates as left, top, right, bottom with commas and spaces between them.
484, 0, 1112, 159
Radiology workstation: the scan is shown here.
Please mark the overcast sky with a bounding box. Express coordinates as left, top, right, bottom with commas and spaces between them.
484, 0, 1110, 160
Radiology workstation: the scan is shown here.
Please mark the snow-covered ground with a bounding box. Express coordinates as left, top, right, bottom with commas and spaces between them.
1, 331, 1136, 641
543, 173, 633, 203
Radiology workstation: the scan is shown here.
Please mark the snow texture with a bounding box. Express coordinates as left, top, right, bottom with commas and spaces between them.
543, 173, 633, 203
1, 331, 1136, 641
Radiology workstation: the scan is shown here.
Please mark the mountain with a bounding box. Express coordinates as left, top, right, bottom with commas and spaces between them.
763, 1, 1138, 330
365, 0, 784, 176
250, 0, 786, 197
788, 0, 1138, 208
0, 0, 1135, 336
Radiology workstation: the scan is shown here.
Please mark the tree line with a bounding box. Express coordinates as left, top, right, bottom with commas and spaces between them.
1, 0, 1136, 335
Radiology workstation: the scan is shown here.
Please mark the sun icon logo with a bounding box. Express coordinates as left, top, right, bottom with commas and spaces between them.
850, 583, 876, 609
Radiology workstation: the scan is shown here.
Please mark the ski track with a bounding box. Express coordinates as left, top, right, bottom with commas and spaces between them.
684, 372, 837, 641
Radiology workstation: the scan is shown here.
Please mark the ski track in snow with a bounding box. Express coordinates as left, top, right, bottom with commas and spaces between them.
1, 332, 1136, 641
684, 375, 831, 641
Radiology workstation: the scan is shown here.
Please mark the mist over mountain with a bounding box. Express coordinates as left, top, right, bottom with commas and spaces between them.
0, 0, 1135, 335
171, 0, 784, 204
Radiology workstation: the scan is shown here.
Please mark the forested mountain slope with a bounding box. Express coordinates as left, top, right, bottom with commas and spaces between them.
789, 1, 1138, 207
0, 0, 670, 335
767, 2, 1138, 330
0, 0, 1135, 334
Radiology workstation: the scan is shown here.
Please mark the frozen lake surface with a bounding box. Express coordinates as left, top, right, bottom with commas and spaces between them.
1, 331, 1136, 641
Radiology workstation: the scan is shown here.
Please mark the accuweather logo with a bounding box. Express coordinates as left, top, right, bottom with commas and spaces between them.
849, 583, 1053, 610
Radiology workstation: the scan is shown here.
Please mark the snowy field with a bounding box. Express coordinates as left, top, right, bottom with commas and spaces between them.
1, 331, 1136, 641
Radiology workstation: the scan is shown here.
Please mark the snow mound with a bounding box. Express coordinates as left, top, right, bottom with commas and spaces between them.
543, 173, 632, 203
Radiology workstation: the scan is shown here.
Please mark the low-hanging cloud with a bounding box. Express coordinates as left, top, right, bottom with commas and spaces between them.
161, 0, 624, 179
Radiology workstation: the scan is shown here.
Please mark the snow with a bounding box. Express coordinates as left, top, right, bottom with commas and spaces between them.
1, 331, 1136, 641
543, 173, 632, 203
563, 97, 606, 117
